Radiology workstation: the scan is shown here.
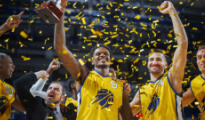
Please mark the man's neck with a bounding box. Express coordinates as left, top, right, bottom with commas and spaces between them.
94, 67, 109, 76
201, 72, 205, 78
150, 73, 164, 82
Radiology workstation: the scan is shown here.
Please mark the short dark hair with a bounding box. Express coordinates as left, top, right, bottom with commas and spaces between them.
197, 45, 205, 54
66, 76, 75, 92
49, 81, 66, 95
90, 44, 112, 58
148, 49, 166, 61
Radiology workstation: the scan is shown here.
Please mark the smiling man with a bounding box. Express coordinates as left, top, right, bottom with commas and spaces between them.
53, 0, 133, 120
130, 1, 188, 120
0, 53, 25, 120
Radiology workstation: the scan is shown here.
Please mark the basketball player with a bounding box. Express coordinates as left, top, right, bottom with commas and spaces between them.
130, 1, 188, 120
53, 0, 134, 119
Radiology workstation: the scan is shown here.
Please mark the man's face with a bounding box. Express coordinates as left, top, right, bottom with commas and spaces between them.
196, 49, 205, 73
45, 83, 63, 106
92, 47, 111, 68
147, 52, 167, 75
0, 56, 15, 80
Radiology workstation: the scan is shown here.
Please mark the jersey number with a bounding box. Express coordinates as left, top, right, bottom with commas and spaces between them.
111, 81, 118, 89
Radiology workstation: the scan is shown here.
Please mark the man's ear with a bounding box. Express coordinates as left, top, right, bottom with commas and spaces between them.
91, 59, 94, 65
165, 62, 168, 69
61, 95, 66, 103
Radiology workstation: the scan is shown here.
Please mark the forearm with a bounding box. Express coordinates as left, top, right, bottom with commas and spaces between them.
0, 23, 9, 36
30, 78, 46, 98
12, 95, 25, 113
170, 9, 188, 46
120, 91, 134, 120
54, 8, 66, 51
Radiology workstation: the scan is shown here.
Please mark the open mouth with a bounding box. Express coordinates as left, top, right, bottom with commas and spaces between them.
48, 94, 54, 99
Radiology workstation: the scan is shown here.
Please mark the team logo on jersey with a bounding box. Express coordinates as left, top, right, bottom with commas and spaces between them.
0, 96, 8, 114
90, 89, 114, 109
145, 93, 160, 117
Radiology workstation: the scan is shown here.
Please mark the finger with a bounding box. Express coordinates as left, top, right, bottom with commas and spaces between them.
17, 11, 24, 17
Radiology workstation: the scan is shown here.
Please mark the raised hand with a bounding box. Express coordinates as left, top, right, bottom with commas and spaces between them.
159, 1, 176, 15
35, 70, 49, 80
47, 60, 61, 75
109, 68, 117, 80
4, 11, 24, 30
124, 82, 131, 94
59, 0, 68, 12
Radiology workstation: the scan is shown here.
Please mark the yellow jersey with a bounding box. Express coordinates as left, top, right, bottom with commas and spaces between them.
191, 75, 205, 120
140, 73, 183, 120
65, 97, 78, 107
0, 79, 15, 120
76, 70, 123, 120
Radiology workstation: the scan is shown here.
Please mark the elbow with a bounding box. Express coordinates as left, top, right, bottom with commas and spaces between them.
29, 89, 37, 97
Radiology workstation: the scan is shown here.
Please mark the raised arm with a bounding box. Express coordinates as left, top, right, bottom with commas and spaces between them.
54, 0, 86, 82
129, 90, 141, 116
46, 60, 61, 75
160, 1, 188, 94
119, 90, 134, 120
0, 11, 24, 36
182, 88, 195, 107
30, 60, 60, 98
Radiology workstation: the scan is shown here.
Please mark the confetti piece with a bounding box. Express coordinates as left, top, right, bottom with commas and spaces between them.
157, 6, 163, 10
78, 59, 85, 66
12, 28, 15, 32
77, 72, 81, 78
48, 46, 52, 50
57, 78, 61, 81
134, 15, 141, 20
20, 31, 28, 39
21, 56, 30, 61
192, 27, 198, 30
106, 62, 113, 65
58, 50, 68, 54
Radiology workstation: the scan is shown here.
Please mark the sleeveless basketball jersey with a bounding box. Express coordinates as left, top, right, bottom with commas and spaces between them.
191, 75, 205, 120
77, 70, 123, 120
65, 97, 78, 107
140, 73, 183, 120
0, 79, 15, 120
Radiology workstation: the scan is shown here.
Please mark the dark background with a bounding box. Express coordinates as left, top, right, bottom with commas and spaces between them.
0, 0, 204, 119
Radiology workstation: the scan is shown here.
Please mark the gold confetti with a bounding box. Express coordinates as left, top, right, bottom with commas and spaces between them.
21, 56, 31, 61
134, 15, 141, 20
12, 28, 15, 32
48, 46, 52, 50
157, 6, 163, 10
106, 62, 113, 65
82, 17, 86, 24
39, 30, 42, 34
58, 50, 68, 54
73, 54, 77, 57
78, 59, 85, 66
192, 27, 198, 30
20, 31, 28, 39
30, 20, 34, 23
28, 38, 33, 41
